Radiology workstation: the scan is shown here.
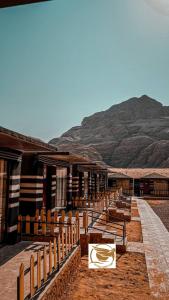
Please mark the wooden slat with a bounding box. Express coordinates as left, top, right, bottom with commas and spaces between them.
53, 238, 57, 269
42, 214, 46, 235
61, 230, 64, 259
26, 215, 30, 234
49, 241, 52, 274
19, 263, 24, 300
34, 215, 38, 235
30, 255, 35, 297
43, 246, 47, 282
17, 215, 22, 234
58, 235, 61, 264
37, 251, 41, 289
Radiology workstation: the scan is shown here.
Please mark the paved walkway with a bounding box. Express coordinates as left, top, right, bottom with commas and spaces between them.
127, 241, 144, 254
136, 197, 169, 298
0, 241, 48, 300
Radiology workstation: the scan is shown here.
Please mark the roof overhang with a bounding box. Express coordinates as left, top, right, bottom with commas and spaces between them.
0, 0, 50, 8
0, 126, 56, 152
36, 152, 107, 172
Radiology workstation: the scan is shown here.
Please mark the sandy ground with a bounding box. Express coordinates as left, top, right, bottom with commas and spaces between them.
63, 253, 154, 300
147, 199, 169, 232
61, 202, 154, 300
127, 220, 142, 242
131, 208, 139, 218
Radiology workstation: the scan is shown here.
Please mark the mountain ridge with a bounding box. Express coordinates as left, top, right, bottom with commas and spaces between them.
49, 95, 169, 167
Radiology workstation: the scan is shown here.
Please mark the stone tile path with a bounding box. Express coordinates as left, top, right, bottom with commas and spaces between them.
131, 216, 140, 221
135, 197, 169, 298
127, 242, 144, 253
0, 241, 48, 300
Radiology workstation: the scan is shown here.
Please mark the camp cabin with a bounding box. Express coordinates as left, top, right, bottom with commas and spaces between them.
0, 126, 108, 244
108, 168, 169, 197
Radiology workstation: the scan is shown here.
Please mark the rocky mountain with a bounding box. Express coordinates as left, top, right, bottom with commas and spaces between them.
49, 95, 169, 167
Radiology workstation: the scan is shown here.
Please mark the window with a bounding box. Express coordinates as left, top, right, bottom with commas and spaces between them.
55, 167, 67, 208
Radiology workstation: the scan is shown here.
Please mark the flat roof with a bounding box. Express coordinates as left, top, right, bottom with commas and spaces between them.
108, 168, 169, 179
0, 126, 56, 152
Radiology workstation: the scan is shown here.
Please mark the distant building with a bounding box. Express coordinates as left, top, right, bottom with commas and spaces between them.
108, 169, 169, 197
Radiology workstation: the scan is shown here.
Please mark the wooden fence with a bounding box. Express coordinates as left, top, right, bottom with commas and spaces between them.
18, 209, 80, 237
17, 212, 80, 300
72, 191, 120, 210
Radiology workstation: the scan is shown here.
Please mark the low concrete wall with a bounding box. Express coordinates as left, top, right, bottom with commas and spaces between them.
39, 246, 81, 300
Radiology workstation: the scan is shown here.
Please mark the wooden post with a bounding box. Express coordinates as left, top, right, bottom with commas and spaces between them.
88, 195, 90, 208
59, 216, 63, 235
35, 209, 39, 218
61, 210, 65, 222
61, 230, 65, 259
50, 216, 55, 236
73, 223, 76, 244
58, 235, 61, 264
67, 223, 71, 251
83, 211, 88, 234
49, 241, 52, 274
26, 215, 30, 234
65, 226, 68, 256
54, 211, 58, 228
47, 210, 51, 231
40, 208, 45, 221
30, 255, 35, 297
42, 214, 46, 235
53, 238, 57, 269
43, 246, 47, 282
37, 251, 41, 289
75, 211, 80, 242
19, 263, 24, 300
17, 215, 22, 234
34, 215, 38, 235
68, 210, 72, 220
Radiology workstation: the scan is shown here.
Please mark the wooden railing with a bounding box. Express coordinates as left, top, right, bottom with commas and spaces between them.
17, 212, 80, 300
72, 191, 120, 210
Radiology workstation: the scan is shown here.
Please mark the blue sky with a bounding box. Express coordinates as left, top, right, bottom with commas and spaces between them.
0, 0, 169, 141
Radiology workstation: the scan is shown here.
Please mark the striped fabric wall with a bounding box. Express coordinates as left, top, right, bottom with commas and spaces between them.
72, 176, 79, 197
88, 172, 92, 198
91, 173, 96, 195
99, 173, 106, 191
50, 174, 56, 211
67, 166, 72, 207
96, 173, 100, 193
7, 160, 21, 242
72, 165, 79, 199
81, 172, 84, 197
19, 175, 44, 216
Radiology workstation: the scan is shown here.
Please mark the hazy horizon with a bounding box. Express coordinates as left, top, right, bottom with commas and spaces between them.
1, 0, 169, 141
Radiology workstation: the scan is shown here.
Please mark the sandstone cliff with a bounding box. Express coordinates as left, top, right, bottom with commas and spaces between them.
49, 95, 169, 167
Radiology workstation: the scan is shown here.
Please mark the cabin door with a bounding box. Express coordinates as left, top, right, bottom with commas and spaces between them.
0, 159, 7, 243
143, 180, 150, 195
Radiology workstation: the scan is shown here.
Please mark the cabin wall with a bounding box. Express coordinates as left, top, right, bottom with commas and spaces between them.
67, 166, 72, 209
7, 159, 21, 243
0, 150, 21, 243
19, 154, 44, 216
140, 179, 169, 196
108, 178, 132, 195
